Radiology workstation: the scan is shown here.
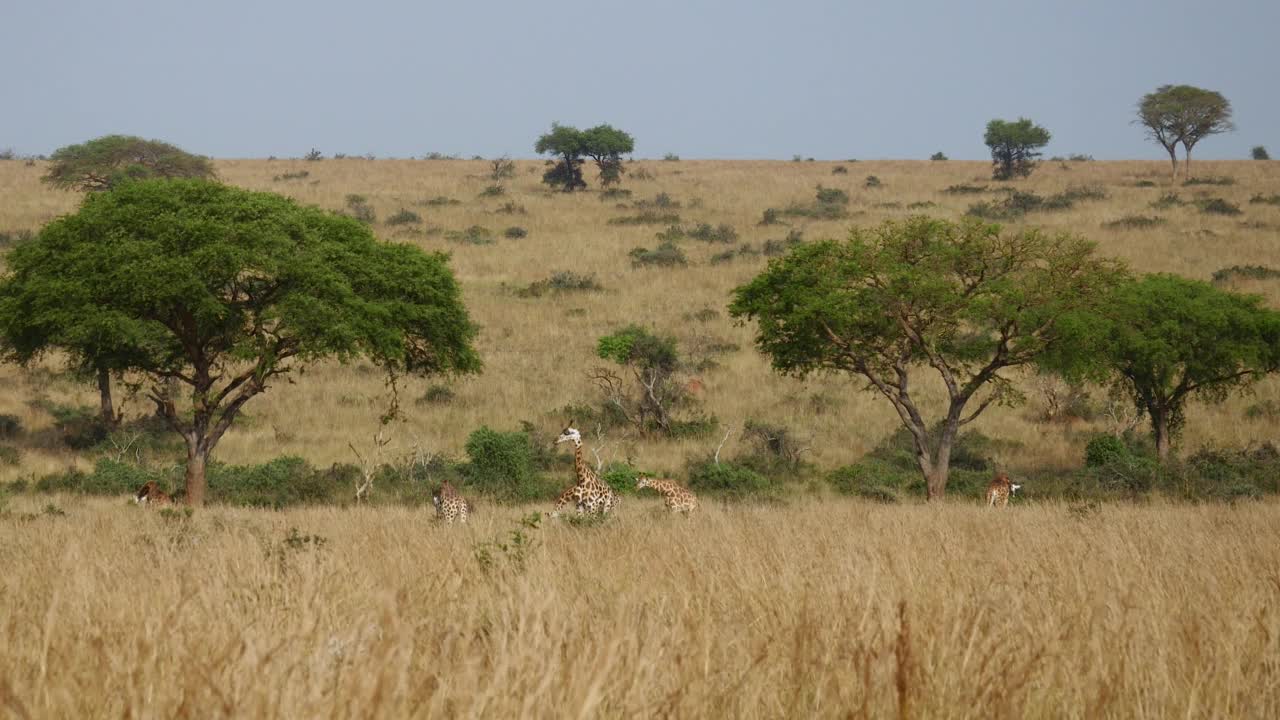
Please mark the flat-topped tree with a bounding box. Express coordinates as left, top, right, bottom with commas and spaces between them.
42, 134, 216, 193
38, 134, 219, 425
0, 179, 481, 505
730, 216, 1124, 499
581, 124, 635, 187
1137, 86, 1234, 180
535, 123, 588, 192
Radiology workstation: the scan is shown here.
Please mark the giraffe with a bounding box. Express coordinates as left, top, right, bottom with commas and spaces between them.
551, 422, 620, 517
433, 479, 473, 524
134, 481, 174, 506
636, 475, 699, 513
985, 472, 1022, 508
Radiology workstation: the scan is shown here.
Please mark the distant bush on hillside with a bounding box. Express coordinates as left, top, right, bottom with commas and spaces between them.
1183, 175, 1234, 186
609, 211, 682, 226
629, 241, 687, 267
943, 183, 987, 194
687, 223, 738, 243
384, 209, 422, 226
1248, 194, 1280, 206
343, 194, 376, 224
1103, 215, 1166, 230
1198, 198, 1242, 216
445, 225, 494, 244
930, 152, 948, 161
1252, 146, 1270, 160
516, 271, 603, 298
1211, 265, 1280, 285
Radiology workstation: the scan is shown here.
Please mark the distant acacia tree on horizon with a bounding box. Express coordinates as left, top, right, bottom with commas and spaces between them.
984, 118, 1051, 180
1136, 85, 1234, 181
535, 123, 636, 191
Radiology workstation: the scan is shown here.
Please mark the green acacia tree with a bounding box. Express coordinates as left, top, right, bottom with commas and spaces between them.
534, 123, 588, 191
730, 217, 1123, 499
580, 124, 635, 187
1046, 274, 1280, 462
38, 135, 220, 424
590, 325, 682, 436
984, 118, 1051, 180
0, 179, 481, 505
1136, 86, 1234, 181
43, 134, 216, 193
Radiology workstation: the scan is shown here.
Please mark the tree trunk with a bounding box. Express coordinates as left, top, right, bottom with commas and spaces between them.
1184, 146, 1193, 180
184, 441, 208, 506
1152, 409, 1172, 464
97, 368, 118, 428
911, 420, 956, 501
1166, 145, 1179, 182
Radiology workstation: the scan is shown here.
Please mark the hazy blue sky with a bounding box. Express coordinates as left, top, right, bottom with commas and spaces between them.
2, 0, 1275, 160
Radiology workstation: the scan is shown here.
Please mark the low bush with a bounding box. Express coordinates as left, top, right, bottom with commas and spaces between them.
686, 458, 776, 500
832, 165, 848, 175
420, 196, 461, 207
758, 208, 781, 226
1183, 176, 1234, 186
344, 194, 376, 224
503, 226, 528, 239
600, 188, 633, 201
1150, 193, 1186, 209
943, 184, 987, 194
686, 223, 738, 243
1211, 264, 1280, 285
629, 241, 687, 267
384, 209, 422, 226
516, 271, 603, 298
930, 152, 948, 161
0, 414, 21, 438
462, 427, 561, 503
1103, 215, 1166, 230
273, 170, 310, 181
864, 175, 882, 188
1198, 198, 1242, 216
609, 211, 682, 226
479, 184, 505, 198
1249, 194, 1280, 206
1134, 179, 1157, 187
445, 225, 494, 244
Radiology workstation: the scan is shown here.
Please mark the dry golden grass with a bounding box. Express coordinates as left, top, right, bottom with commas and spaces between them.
1, 157, 1279, 480
1, 495, 1278, 718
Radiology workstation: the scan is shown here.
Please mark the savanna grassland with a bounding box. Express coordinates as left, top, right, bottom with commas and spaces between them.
2, 495, 1279, 718
3, 158, 1280, 718
1, 157, 1280, 479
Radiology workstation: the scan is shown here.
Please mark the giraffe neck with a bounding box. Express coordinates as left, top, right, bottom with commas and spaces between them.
572, 439, 595, 485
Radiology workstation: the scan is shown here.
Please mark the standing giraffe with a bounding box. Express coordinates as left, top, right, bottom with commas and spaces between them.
551, 422, 620, 517
986, 472, 1022, 508
636, 476, 699, 513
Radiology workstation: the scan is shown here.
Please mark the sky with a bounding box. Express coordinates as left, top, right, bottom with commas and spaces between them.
2, 0, 1276, 160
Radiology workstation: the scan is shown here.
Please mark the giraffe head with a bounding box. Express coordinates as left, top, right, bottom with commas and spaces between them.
554, 422, 581, 446
635, 476, 653, 490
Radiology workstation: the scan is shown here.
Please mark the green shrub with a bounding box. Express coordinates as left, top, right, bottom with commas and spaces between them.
208, 456, 340, 508
446, 225, 494, 244
462, 426, 560, 503
504, 226, 528, 239
420, 196, 460, 207
864, 175, 882, 188
759, 208, 781, 226
609, 211, 682, 226
662, 153, 680, 162
516, 271, 603, 297
826, 462, 908, 503
384, 209, 422, 226
1198, 198, 1242, 216
479, 184, 505, 198
44, 404, 109, 450
943, 184, 987, 194
1248, 194, 1280, 206
906, 201, 936, 210
1150, 193, 1186, 209
600, 188, 633, 201
496, 202, 527, 215
36, 458, 160, 495
686, 459, 774, 499
418, 384, 456, 405
1183, 176, 1234, 186
629, 241, 687, 267
344, 194, 376, 224
1103, 215, 1166, 230
0, 414, 21, 438
687, 223, 738, 243
1252, 146, 1270, 161
1211, 265, 1280, 285
930, 152, 948, 161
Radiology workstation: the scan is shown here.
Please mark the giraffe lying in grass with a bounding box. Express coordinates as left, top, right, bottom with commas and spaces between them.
134, 481, 173, 506
551, 422, 619, 517
636, 476, 699, 513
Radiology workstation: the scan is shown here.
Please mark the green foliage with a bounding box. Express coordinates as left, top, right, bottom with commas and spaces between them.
1249, 194, 1280, 207
462, 426, 560, 503
516, 271, 603, 298
628, 241, 687, 268
687, 223, 738, 243
780, 185, 850, 220
344, 194, 376, 224
384, 209, 422, 226
609, 211, 682, 226
930, 152, 948, 161
446, 225, 495, 244
966, 186, 1106, 220
1138, 85, 1234, 164
864, 175, 882, 188
418, 384, 456, 405
304, 149, 324, 161
1197, 198, 1242, 216
0, 179, 481, 502
597, 325, 678, 371
731, 216, 1123, 497
1183, 175, 1234, 186
580, 124, 635, 187
686, 459, 775, 500
536, 123, 588, 192
1150, 193, 1186, 209
503, 226, 528, 239
984, 118, 1051, 180
0, 414, 20, 438
943, 184, 987, 194
42, 135, 216, 192
1211, 265, 1280, 286
1103, 215, 1166, 230
1048, 274, 1280, 460
662, 153, 680, 162
420, 196, 461, 207
1252, 146, 1270, 161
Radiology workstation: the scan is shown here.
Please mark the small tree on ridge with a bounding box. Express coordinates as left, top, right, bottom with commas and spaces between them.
984, 118, 1051, 180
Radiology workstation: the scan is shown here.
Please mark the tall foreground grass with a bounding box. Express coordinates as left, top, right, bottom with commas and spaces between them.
2, 495, 1278, 718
